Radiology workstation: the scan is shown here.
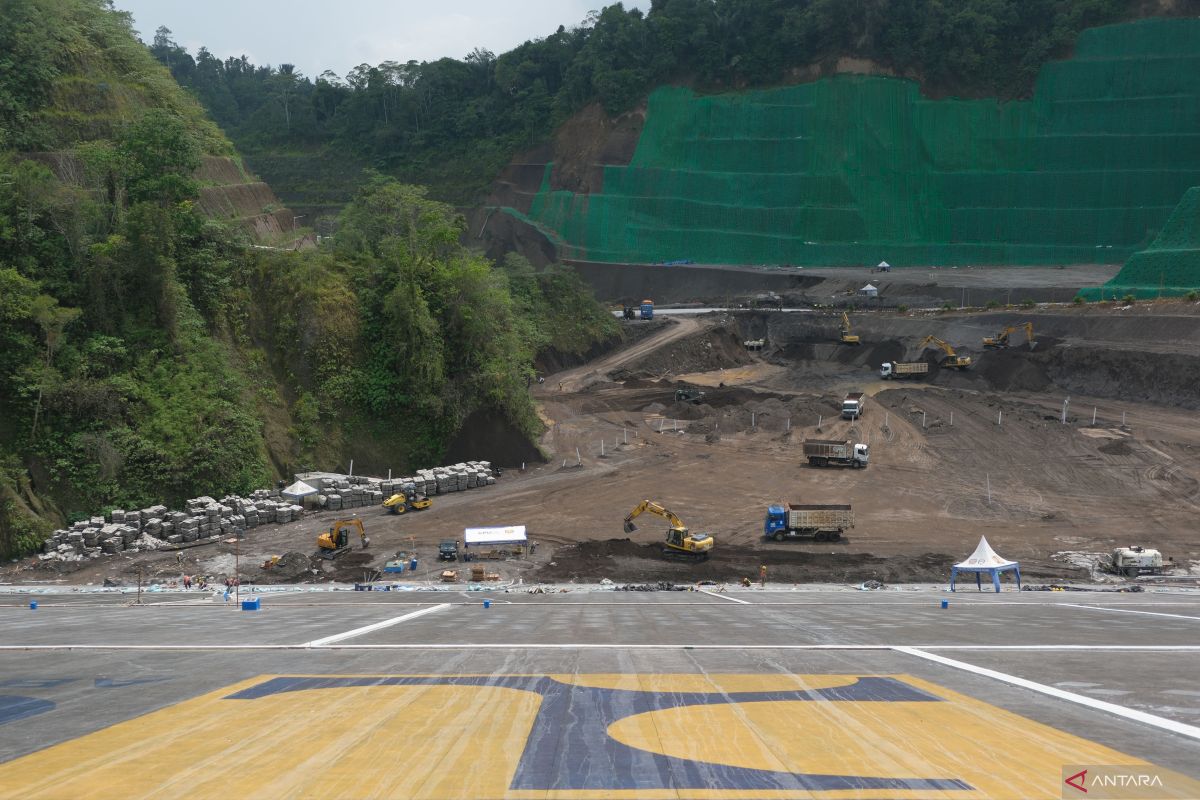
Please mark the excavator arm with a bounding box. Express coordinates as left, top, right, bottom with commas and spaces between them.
918, 335, 972, 369
623, 500, 686, 533
839, 312, 860, 344
983, 322, 1036, 349
623, 499, 714, 561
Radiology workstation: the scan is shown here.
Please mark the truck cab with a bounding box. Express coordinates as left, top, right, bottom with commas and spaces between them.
852, 443, 869, 465
763, 505, 789, 538
879, 362, 895, 378
841, 392, 865, 419
640, 300, 654, 320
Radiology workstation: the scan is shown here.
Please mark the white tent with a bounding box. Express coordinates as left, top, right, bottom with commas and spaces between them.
859, 283, 879, 298
877, 261, 891, 271
281, 480, 318, 499
950, 536, 1021, 593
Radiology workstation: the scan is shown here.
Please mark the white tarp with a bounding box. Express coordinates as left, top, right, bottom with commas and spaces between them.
281, 480, 318, 499
464, 525, 527, 546
955, 535, 1016, 569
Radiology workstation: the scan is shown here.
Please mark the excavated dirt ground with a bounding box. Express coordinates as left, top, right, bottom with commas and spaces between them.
9, 297, 1200, 589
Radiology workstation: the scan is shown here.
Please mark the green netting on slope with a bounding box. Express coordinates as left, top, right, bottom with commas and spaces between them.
1081, 187, 1200, 298
527, 17, 1200, 267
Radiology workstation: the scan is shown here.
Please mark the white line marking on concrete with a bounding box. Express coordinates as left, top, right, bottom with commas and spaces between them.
1061, 603, 1200, 621
4, 643, 1200, 652
895, 646, 1200, 742
303, 603, 450, 647
697, 589, 751, 604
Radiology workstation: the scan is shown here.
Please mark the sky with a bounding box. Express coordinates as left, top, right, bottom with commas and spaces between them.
115, 0, 648, 79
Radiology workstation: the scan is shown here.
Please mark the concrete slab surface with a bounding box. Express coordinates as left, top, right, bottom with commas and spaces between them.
0, 589, 1197, 799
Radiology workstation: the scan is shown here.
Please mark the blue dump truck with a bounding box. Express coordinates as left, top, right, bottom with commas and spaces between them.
640, 299, 654, 319
764, 503, 854, 542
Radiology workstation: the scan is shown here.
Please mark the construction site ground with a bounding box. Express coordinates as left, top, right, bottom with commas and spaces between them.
11, 296, 1200, 592
0, 588, 1198, 798
4, 285, 1200, 798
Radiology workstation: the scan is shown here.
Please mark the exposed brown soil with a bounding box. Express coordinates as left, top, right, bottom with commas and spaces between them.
11, 299, 1200, 589
534, 538, 979, 584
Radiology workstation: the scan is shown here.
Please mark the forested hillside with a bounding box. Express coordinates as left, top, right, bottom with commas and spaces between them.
0, 0, 618, 558
147, 0, 1172, 211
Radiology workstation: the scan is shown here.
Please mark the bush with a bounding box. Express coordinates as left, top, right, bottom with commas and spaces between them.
941, 302, 953, 311
1186, 290, 1197, 301
1020, 299, 1036, 309
897, 304, 908, 314
1073, 295, 1085, 305
985, 300, 999, 309
1122, 294, 1136, 305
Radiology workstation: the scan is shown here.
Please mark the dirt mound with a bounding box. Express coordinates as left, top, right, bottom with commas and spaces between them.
970, 349, 1053, 392
849, 340, 906, 368
328, 551, 380, 583
534, 539, 967, 584
617, 326, 753, 377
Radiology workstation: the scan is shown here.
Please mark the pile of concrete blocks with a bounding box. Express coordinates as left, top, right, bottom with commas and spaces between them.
36, 461, 500, 562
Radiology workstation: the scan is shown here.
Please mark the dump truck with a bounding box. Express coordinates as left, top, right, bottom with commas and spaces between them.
803, 439, 869, 468
841, 392, 865, 420
764, 503, 854, 541
640, 299, 654, 320
1109, 546, 1164, 577
880, 361, 929, 379
675, 388, 706, 404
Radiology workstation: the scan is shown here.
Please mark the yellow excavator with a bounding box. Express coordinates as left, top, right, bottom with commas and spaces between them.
382, 488, 432, 515
983, 322, 1037, 350
918, 335, 972, 369
316, 518, 369, 559
622, 500, 714, 561
839, 312, 860, 345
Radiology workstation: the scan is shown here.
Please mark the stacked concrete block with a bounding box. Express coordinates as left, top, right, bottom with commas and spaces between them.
326, 494, 342, 511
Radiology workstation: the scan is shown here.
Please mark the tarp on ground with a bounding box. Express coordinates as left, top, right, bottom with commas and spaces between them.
950, 535, 1021, 593
281, 480, 318, 499
464, 526, 527, 547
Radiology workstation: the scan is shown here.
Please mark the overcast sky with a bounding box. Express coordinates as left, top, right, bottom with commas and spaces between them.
115, 0, 648, 79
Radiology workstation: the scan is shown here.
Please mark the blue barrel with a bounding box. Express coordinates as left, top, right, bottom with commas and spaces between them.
483, 599, 492, 609
940, 599, 949, 609
29, 600, 37, 610
241, 598, 261, 611
409, 558, 418, 571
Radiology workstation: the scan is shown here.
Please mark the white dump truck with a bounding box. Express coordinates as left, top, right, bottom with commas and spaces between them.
842, 391, 865, 419
763, 503, 854, 542
880, 361, 929, 379
803, 439, 869, 468
1110, 546, 1163, 577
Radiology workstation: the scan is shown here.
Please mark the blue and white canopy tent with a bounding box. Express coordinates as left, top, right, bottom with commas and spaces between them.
950, 536, 1021, 592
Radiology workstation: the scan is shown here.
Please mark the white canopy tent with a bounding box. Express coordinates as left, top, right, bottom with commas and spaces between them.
859, 283, 879, 297
950, 536, 1021, 592
280, 480, 318, 499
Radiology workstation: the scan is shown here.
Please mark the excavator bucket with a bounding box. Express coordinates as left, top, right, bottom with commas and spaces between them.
623, 520, 637, 533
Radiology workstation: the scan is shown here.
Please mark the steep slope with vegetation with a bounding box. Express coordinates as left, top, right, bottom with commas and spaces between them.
0, 0, 618, 559
146, 0, 1191, 216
